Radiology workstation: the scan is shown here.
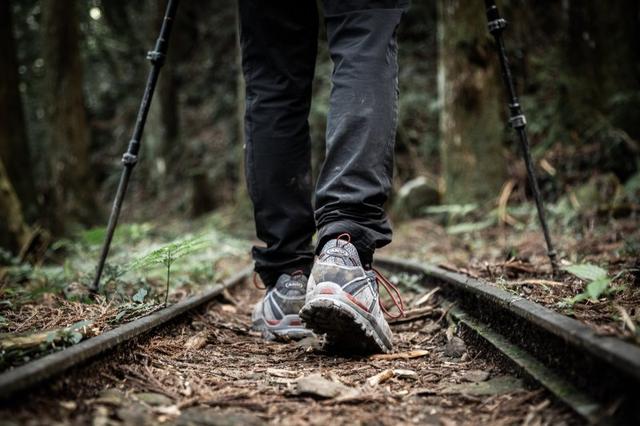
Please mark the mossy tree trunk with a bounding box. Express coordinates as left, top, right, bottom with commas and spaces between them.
42, 0, 96, 232
0, 0, 36, 220
437, 0, 506, 204
0, 159, 30, 253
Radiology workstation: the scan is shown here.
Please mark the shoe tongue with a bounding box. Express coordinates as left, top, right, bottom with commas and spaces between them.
320, 239, 362, 267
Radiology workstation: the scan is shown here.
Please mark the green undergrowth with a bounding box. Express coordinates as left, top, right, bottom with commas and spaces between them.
0, 211, 250, 329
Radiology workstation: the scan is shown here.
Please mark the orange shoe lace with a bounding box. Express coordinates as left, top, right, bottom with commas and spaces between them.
374, 268, 405, 319
336, 233, 405, 319
253, 272, 266, 290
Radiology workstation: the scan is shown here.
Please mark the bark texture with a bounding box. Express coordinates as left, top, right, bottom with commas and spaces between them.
42, 0, 96, 231
0, 159, 30, 253
0, 0, 36, 218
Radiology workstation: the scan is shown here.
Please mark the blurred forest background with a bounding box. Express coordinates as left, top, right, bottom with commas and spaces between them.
1, 0, 639, 258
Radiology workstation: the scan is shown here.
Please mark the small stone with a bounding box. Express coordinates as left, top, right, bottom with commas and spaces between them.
460, 370, 490, 382
444, 337, 466, 358
135, 392, 173, 406
93, 388, 126, 406
391, 176, 441, 220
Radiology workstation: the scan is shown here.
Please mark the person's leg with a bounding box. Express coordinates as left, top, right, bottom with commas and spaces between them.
314, 0, 408, 268
238, 0, 318, 287
300, 0, 408, 353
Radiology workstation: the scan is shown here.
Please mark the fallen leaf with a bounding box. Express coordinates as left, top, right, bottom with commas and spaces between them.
393, 369, 418, 380
185, 333, 208, 350
413, 287, 440, 307
366, 369, 394, 387
296, 374, 359, 399
266, 368, 298, 378
370, 349, 429, 361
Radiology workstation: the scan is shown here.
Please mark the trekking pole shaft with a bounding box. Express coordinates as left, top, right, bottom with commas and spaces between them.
91, 0, 179, 291
483, 0, 558, 272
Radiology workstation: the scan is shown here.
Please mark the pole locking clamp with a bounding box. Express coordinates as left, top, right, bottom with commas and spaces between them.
509, 114, 527, 129
147, 50, 166, 66
488, 18, 507, 34
122, 153, 138, 166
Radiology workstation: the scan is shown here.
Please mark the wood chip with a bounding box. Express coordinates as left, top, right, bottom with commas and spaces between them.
366, 369, 394, 387
413, 287, 440, 307
369, 349, 429, 361
389, 306, 436, 324
615, 305, 637, 333
266, 368, 298, 378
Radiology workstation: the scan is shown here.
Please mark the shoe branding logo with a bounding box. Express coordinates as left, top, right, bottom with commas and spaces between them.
325, 247, 348, 256
285, 282, 304, 289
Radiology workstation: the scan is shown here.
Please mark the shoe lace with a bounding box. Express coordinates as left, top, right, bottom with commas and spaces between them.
372, 267, 405, 319
333, 233, 360, 267
252, 272, 266, 290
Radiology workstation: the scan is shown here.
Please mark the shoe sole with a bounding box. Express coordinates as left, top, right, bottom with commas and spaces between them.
300, 296, 392, 354
252, 314, 314, 342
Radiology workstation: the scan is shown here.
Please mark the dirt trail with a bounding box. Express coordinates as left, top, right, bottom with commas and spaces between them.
2, 280, 578, 425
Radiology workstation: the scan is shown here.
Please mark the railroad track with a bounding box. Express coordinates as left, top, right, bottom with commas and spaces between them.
376, 256, 640, 425
1, 258, 638, 424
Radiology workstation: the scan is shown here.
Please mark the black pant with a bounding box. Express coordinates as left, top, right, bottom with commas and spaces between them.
239, 0, 407, 286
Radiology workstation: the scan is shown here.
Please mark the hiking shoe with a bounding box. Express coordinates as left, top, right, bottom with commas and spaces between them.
251, 272, 314, 341
300, 235, 403, 353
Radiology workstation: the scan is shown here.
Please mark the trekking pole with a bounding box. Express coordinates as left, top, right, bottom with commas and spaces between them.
483, 0, 559, 274
91, 0, 179, 292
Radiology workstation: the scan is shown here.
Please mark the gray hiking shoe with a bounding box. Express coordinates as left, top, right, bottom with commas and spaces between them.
251, 272, 314, 341
300, 236, 403, 353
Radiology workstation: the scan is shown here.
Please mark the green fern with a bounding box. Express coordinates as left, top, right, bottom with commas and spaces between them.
127, 236, 209, 305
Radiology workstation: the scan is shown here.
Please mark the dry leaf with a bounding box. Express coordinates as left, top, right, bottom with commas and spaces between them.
267, 368, 298, 378
370, 349, 429, 361
393, 369, 418, 380
185, 333, 208, 350
296, 374, 358, 399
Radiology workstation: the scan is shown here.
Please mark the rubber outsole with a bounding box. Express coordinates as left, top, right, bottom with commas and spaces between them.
300, 297, 392, 354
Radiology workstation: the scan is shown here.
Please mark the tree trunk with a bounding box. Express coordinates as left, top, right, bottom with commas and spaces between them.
0, 159, 30, 254
0, 0, 36, 220
437, 0, 506, 204
42, 0, 96, 232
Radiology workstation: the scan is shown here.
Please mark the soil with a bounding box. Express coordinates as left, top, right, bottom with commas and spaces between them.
1, 279, 578, 425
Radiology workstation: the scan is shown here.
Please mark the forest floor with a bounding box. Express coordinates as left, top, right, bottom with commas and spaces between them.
0, 200, 637, 424
2, 275, 578, 425
383, 214, 640, 344
1, 203, 638, 373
